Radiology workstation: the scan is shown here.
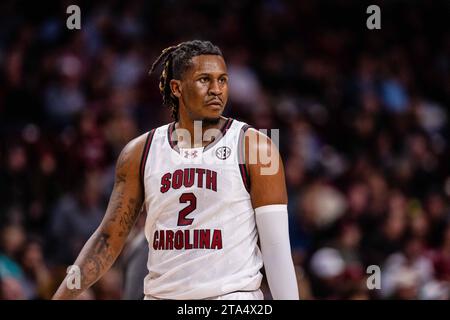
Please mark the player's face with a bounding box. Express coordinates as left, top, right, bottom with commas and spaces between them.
179, 55, 229, 123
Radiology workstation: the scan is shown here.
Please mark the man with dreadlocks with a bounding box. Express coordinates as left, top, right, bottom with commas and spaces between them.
53, 40, 299, 300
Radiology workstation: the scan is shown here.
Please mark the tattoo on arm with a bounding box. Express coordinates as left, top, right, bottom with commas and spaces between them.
94, 233, 110, 255
78, 146, 142, 285
56, 139, 145, 299
80, 233, 114, 288
115, 147, 131, 184
121, 198, 141, 229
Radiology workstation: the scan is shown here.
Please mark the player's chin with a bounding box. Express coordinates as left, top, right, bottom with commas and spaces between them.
203, 103, 223, 113
202, 106, 223, 121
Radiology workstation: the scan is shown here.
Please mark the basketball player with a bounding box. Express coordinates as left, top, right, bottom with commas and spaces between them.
52, 40, 299, 300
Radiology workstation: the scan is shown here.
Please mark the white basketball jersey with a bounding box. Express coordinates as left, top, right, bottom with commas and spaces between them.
141, 118, 263, 299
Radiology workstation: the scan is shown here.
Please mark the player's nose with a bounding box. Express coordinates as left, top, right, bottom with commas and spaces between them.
208, 80, 222, 96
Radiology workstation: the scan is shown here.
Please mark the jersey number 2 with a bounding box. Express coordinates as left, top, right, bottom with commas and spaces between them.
177, 193, 197, 226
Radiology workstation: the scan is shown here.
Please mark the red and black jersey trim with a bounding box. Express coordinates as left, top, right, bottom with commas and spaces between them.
167, 122, 179, 152
140, 129, 155, 185
238, 124, 252, 193
167, 118, 234, 153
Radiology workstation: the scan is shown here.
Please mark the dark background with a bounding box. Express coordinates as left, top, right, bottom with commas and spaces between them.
0, 0, 449, 299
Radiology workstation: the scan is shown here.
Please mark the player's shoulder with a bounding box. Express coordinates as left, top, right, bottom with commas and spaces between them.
123, 131, 150, 154
114, 129, 159, 178
229, 118, 271, 147
242, 125, 270, 143
122, 122, 170, 153
229, 117, 250, 130
241, 122, 280, 159
118, 128, 157, 165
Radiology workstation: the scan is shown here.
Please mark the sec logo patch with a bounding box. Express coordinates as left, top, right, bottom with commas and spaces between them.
216, 146, 231, 160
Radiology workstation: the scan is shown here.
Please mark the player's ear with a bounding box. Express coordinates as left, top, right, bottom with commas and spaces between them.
170, 79, 182, 98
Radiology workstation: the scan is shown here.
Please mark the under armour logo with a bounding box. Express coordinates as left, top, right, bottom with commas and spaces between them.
184, 150, 198, 159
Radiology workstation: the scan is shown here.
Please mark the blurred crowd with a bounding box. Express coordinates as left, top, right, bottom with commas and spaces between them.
0, 0, 449, 299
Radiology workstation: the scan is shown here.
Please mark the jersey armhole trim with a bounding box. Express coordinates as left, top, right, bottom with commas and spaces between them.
140, 129, 155, 186
238, 124, 252, 193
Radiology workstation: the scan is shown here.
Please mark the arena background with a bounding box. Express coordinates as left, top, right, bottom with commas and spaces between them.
0, 0, 449, 300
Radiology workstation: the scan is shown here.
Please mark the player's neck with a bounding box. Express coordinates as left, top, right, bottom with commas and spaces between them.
175, 116, 227, 149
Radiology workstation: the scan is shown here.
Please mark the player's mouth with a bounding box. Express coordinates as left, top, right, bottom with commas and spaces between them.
205, 100, 223, 109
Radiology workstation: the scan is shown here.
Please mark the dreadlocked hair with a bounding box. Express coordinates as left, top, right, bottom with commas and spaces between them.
149, 40, 223, 121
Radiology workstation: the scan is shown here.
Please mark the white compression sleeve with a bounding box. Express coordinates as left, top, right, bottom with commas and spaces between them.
255, 204, 299, 300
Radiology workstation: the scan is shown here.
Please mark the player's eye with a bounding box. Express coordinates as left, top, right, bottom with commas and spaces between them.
199, 77, 209, 83
219, 77, 228, 84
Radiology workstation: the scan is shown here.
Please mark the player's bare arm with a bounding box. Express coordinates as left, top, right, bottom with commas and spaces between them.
52, 133, 148, 300
245, 128, 299, 300
245, 129, 287, 207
